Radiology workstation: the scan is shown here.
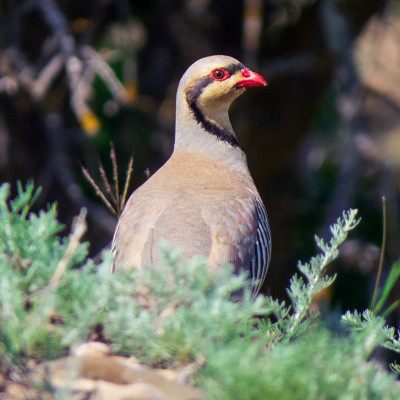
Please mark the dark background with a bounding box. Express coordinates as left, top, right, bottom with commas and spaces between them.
1, 0, 400, 322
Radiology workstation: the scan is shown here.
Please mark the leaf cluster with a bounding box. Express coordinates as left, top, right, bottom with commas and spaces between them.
263, 209, 360, 343
0, 182, 89, 363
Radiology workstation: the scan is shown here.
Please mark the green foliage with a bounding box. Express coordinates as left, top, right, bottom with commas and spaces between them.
342, 309, 400, 372
0, 182, 88, 293
0, 181, 268, 370
371, 260, 400, 317
263, 209, 360, 344
1, 182, 400, 399
200, 328, 400, 400
99, 247, 268, 366
0, 182, 91, 363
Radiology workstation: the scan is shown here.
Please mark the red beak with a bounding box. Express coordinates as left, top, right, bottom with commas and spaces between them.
236, 68, 267, 88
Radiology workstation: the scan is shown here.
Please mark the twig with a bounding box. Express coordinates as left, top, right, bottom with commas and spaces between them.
121, 156, 134, 211
48, 208, 87, 289
0, 76, 18, 95
35, 0, 69, 39
82, 143, 134, 216
110, 142, 120, 214
83, 45, 128, 103
98, 158, 117, 207
371, 196, 387, 311
27, 209, 88, 302
32, 53, 64, 100
82, 166, 118, 216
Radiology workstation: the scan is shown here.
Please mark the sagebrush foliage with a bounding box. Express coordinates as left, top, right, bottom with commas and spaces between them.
0, 182, 89, 362
1, 182, 400, 399
262, 209, 360, 344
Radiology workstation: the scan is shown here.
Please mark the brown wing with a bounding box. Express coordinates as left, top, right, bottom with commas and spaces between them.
249, 198, 271, 296
205, 195, 271, 296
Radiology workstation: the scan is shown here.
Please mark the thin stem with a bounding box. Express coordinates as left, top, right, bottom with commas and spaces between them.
120, 156, 133, 212
48, 209, 87, 289
81, 166, 117, 216
98, 158, 117, 207
371, 196, 387, 311
110, 142, 120, 214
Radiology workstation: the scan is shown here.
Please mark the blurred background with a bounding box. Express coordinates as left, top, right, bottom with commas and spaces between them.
1, 0, 400, 325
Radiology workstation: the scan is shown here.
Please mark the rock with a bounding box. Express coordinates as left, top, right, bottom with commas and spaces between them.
44, 352, 205, 400
92, 382, 167, 400
73, 341, 111, 357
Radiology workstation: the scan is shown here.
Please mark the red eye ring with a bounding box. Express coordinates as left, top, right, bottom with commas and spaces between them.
210, 68, 230, 81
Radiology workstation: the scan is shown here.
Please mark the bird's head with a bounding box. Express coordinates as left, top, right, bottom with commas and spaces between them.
181, 55, 267, 110
175, 55, 267, 152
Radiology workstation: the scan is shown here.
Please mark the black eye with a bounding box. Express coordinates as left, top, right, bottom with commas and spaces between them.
210, 68, 230, 81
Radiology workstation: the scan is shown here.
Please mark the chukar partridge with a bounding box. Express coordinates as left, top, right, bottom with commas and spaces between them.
112, 55, 271, 295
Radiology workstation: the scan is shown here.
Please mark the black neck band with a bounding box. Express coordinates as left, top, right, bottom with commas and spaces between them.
185, 75, 240, 149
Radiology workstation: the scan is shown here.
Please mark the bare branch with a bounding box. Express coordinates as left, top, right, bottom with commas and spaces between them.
82, 166, 117, 217
48, 208, 87, 290
98, 158, 117, 207
110, 143, 120, 214
32, 53, 64, 100
83, 45, 128, 103
121, 156, 134, 212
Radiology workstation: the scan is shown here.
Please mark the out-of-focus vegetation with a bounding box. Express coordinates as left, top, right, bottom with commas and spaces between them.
1, 0, 400, 394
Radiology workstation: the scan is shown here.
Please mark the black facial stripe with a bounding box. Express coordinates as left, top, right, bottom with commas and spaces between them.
225, 63, 245, 75
185, 74, 240, 149
185, 76, 212, 106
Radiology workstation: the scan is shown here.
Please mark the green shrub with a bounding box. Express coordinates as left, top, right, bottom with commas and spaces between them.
1, 181, 400, 399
